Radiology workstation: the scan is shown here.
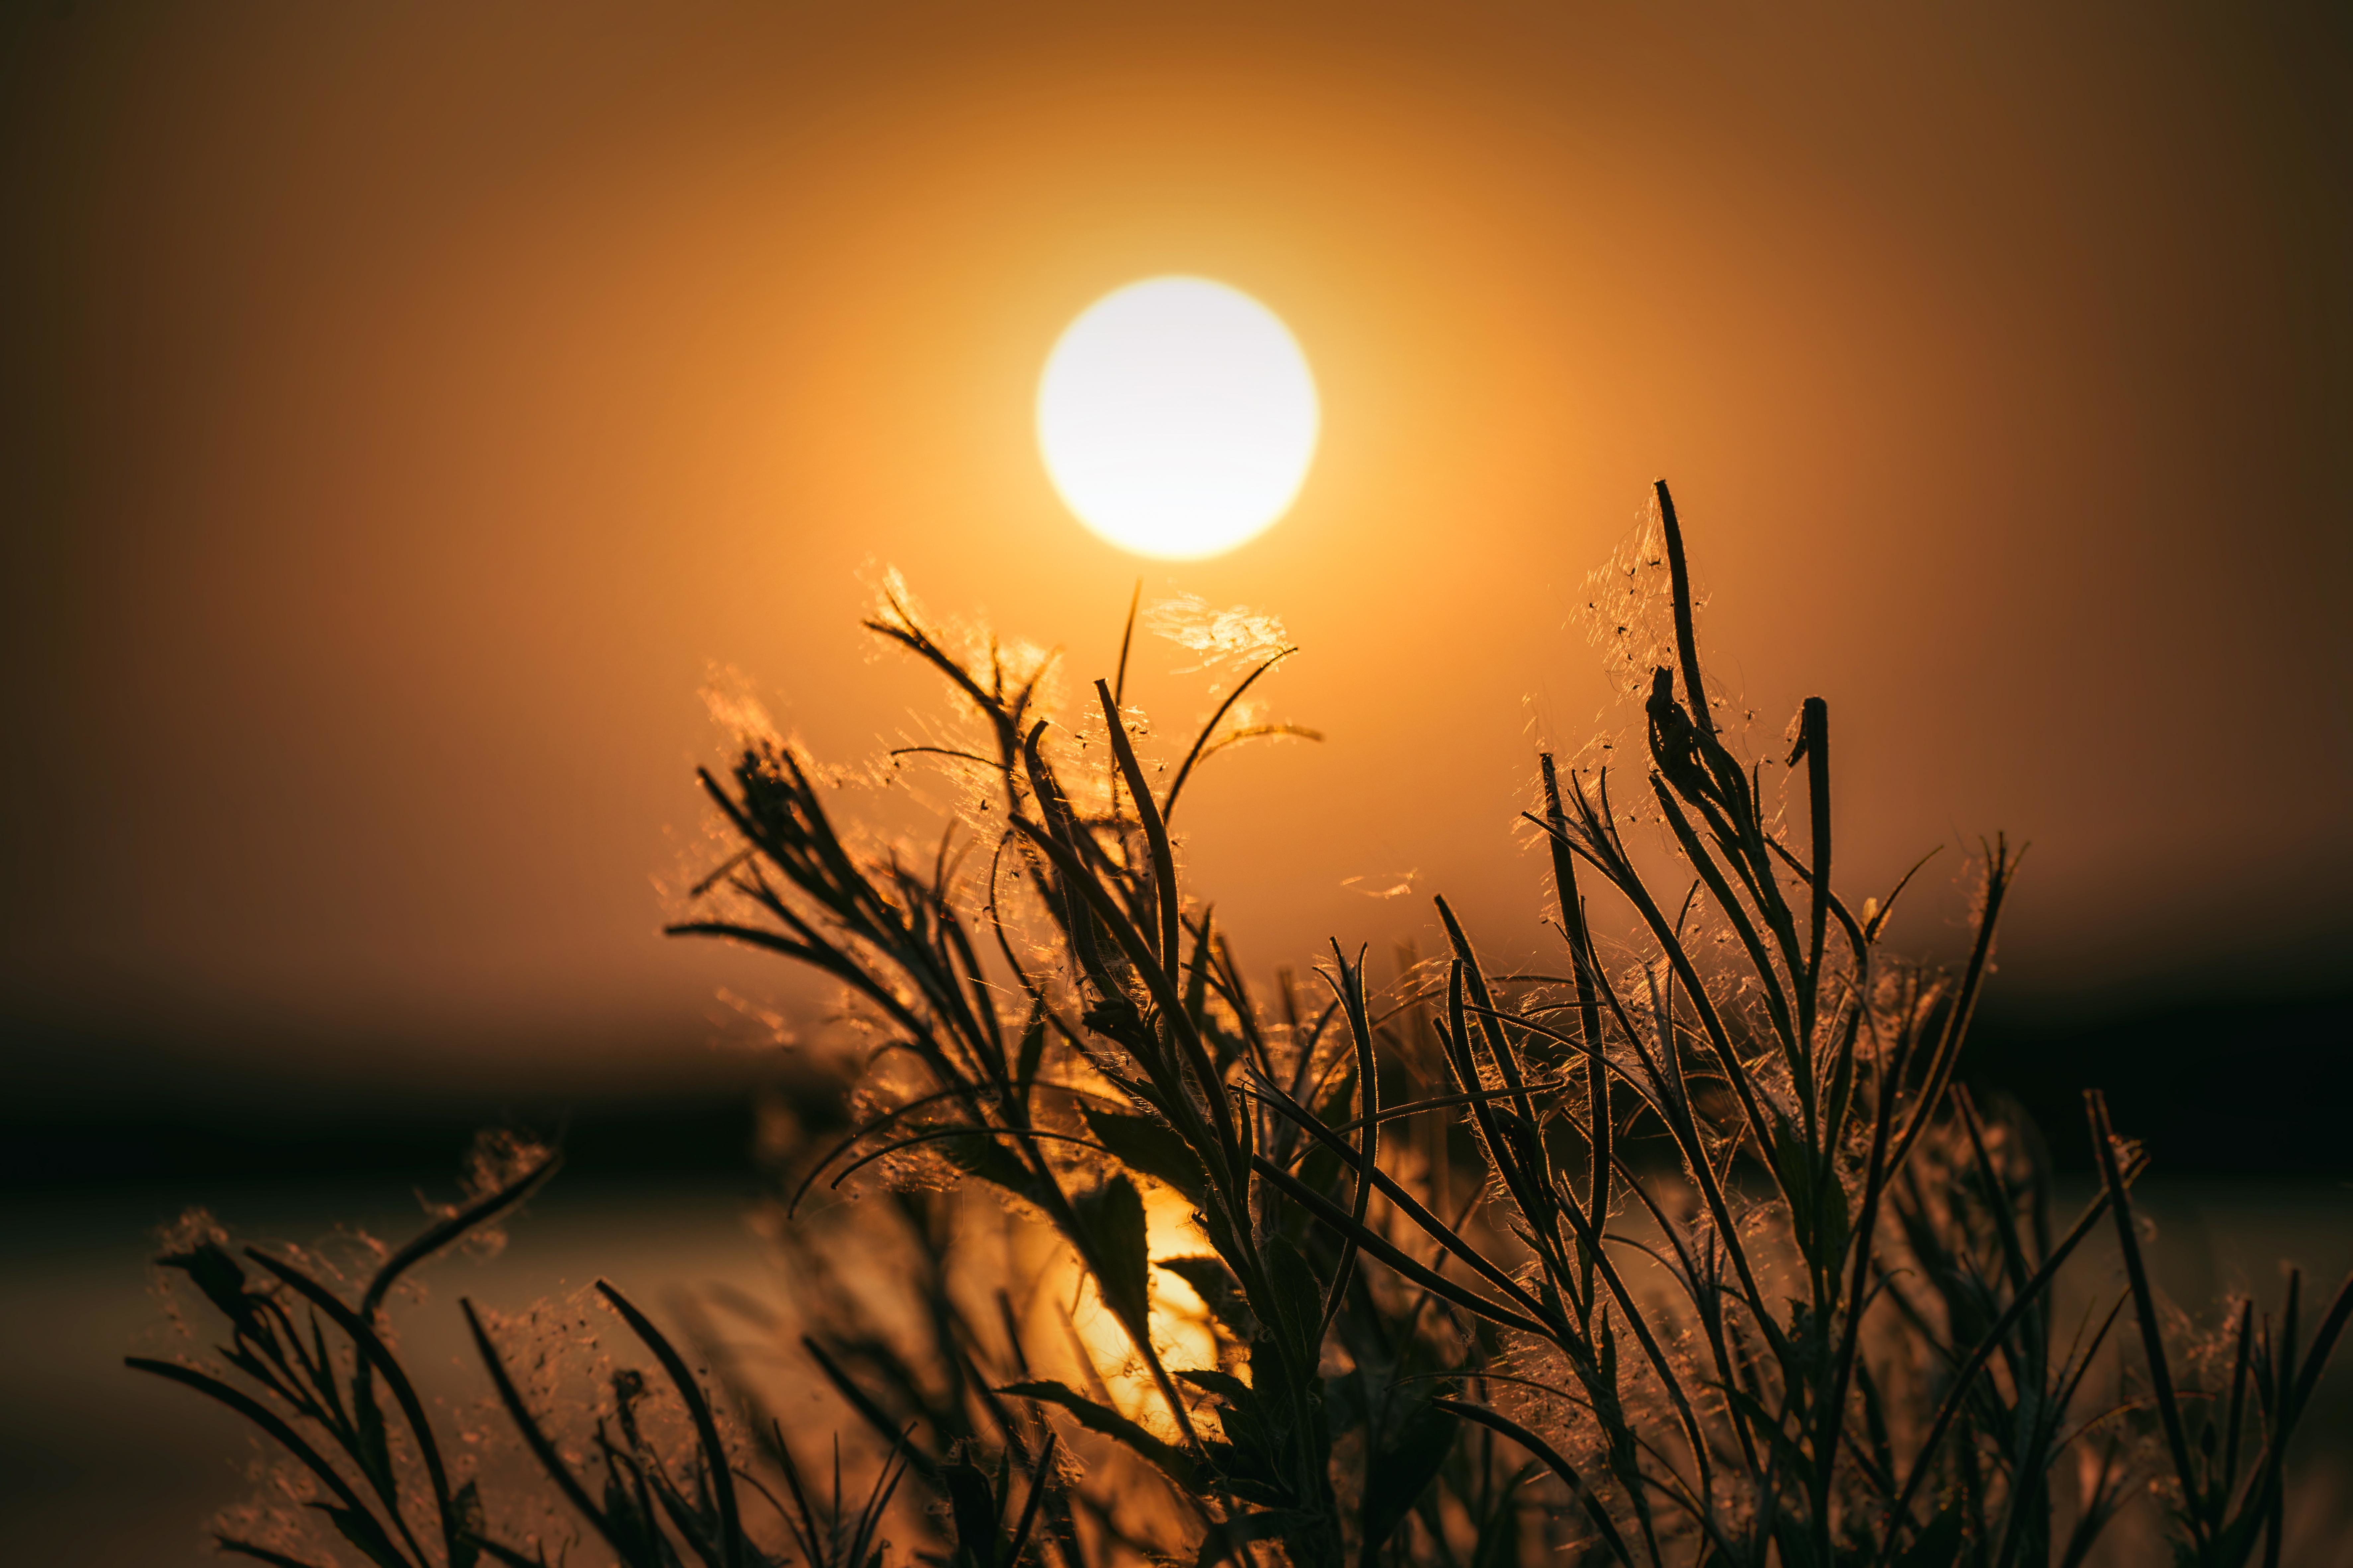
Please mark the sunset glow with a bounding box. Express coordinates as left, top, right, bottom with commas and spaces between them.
1037, 277, 1319, 559
20, 10, 2353, 1562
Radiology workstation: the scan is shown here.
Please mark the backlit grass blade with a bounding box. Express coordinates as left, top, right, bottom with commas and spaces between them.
461, 1299, 645, 1567
360, 1147, 561, 1322
1428, 1398, 1637, 1568
596, 1281, 748, 1568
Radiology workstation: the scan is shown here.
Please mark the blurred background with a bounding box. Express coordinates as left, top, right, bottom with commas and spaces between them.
3, 2, 2347, 1561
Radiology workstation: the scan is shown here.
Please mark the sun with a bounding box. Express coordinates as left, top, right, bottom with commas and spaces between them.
1037, 277, 1319, 560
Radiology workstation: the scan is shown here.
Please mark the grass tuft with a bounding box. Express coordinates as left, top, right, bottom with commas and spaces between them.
137, 485, 2347, 1567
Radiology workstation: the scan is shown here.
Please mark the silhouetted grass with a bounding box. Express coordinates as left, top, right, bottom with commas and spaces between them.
135, 483, 2349, 1568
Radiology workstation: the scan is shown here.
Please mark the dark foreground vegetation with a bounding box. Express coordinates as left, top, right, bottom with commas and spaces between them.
135, 484, 2348, 1567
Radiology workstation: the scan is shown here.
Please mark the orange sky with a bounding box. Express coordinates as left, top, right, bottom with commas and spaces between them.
4, 2, 2347, 1096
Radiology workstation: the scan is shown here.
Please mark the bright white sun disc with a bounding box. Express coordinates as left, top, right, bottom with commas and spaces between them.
1037, 277, 1319, 559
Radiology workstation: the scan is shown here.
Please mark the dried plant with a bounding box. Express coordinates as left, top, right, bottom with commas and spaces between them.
136, 483, 2348, 1568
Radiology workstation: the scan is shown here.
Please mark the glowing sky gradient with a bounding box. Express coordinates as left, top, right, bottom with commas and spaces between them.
2, 1, 2345, 1093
